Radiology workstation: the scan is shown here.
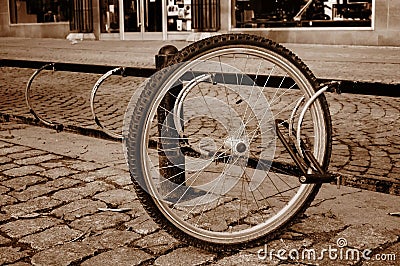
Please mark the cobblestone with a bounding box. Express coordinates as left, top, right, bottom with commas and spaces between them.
2, 196, 62, 217
31, 242, 98, 265
9, 177, 81, 202
51, 199, 107, 221
0, 38, 400, 264
38, 166, 78, 179
13, 154, 62, 165
19, 225, 83, 250
0, 247, 30, 265
154, 246, 217, 266
1, 175, 47, 191
93, 189, 137, 206
3, 165, 45, 177
0, 217, 62, 238
69, 212, 131, 232
0, 235, 12, 245
83, 229, 141, 249
80, 247, 153, 266
134, 230, 181, 255
0, 125, 398, 264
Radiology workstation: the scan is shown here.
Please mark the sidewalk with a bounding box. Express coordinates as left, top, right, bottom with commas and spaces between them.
1, 36, 400, 83
1, 119, 399, 265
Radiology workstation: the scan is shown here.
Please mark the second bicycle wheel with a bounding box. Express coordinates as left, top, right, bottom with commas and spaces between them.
124, 34, 332, 250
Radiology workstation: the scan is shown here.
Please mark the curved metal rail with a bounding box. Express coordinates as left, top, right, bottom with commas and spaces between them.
90, 67, 125, 139
25, 63, 64, 131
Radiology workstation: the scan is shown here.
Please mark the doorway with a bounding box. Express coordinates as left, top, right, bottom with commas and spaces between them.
100, 0, 164, 39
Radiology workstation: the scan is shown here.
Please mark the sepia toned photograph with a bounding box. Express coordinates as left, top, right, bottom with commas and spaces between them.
0, 0, 399, 265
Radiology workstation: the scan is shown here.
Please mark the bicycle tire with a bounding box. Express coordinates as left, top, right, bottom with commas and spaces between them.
125, 34, 332, 251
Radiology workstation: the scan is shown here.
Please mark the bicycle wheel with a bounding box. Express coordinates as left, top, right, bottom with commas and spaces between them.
124, 34, 332, 250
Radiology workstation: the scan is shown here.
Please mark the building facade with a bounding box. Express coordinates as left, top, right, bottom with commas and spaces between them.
0, 0, 399, 46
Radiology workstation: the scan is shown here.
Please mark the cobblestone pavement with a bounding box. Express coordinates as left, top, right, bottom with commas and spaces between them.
1, 66, 399, 193
0, 120, 399, 265
0, 38, 400, 264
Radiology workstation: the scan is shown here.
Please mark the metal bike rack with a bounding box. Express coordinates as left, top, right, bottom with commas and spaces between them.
25, 63, 64, 131
276, 81, 341, 185
90, 67, 126, 140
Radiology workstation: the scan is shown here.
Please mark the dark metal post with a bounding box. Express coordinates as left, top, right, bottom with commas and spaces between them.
155, 46, 186, 199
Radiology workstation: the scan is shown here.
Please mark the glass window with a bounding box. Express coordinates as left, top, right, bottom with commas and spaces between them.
9, 0, 70, 24
232, 0, 373, 28
167, 0, 192, 32
100, 0, 120, 33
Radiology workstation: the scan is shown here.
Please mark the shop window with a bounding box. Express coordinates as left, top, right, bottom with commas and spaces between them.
70, 0, 93, 32
9, 0, 70, 24
232, 0, 373, 28
100, 0, 119, 33
167, 0, 192, 32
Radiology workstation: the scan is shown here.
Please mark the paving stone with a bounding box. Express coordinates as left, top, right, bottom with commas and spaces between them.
9, 177, 81, 202
70, 172, 102, 182
0, 184, 10, 194
53, 180, 114, 202
3, 165, 45, 177
105, 174, 132, 187
2, 196, 62, 217
5, 149, 47, 160
40, 161, 66, 168
0, 145, 29, 156
51, 199, 107, 221
0, 140, 12, 148
1, 175, 47, 191
0, 213, 11, 223
83, 228, 141, 249
31, 242, 99, 266
154, 246, 216, 266
0, 163, 19, 172
93, 189, 137, 206
0, 217, 61, 238
117, 200, 147, 219
51, 187, 85, 202
125, 214, 159, 235
91, 167, 129, 178
69, 212, 131, 232
80, 247, 152, 266
0, 156, 12, 164
0, 194, 17, 207
0, 247, 30, 265
68, 161, 103, 171
38, 167, 78, 179
0, 235, 12, 245
134, 230, 181, 255
73, 180, 114, 197
6, 262, 32, 266
14, 154, 63, 165
19, 225, 83, 250
290, 214, 348, 235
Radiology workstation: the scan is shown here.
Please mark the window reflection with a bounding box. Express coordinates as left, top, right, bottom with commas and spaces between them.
233, 0, 372, 28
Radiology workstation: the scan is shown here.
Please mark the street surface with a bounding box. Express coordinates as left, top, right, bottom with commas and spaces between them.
1, 120, 399, 265
0, 37, 399, 265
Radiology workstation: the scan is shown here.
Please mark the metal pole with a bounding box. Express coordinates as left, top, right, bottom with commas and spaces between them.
155, 45, 186, 199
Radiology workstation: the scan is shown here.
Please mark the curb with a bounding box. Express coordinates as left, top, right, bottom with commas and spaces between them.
2, 111, 399, 196
2, 59, 400, 97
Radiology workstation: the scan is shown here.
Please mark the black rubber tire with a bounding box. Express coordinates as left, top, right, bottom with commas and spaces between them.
125, 34, 332, 251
